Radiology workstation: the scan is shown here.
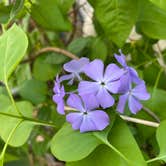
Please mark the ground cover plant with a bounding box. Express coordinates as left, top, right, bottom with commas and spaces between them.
1, 0, 166, 166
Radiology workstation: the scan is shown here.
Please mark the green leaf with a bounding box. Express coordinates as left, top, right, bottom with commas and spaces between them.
90, 0, 139, 47
67, 118, 146, 166
19, 79, 48, 104
0, 95, 34, 147
0, 24, 28, 83
150, 0, 166, 11
10, 0, 25, 20
156, 120, 166, 162
50, 123, 102, 162
0, 4, 11, 23
32, 53, 62, 81
30, 0, 72, 31
144, 88, 166, 120
90, 37, 107, 61
67, 37, 92, 55
56, 0, 75, 13
137, 0, 166, 39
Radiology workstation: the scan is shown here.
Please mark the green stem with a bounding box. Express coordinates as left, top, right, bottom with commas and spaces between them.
5, 82, 23, 116
0, 111, 56, 128
0, 120, 22, 166
146, 155, 166, 163
152, 68, 163, 97
105, 141, 131, 165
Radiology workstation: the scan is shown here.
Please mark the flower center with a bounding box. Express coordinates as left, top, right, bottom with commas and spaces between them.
83, 111, 88, 115
100, 81, 105, 86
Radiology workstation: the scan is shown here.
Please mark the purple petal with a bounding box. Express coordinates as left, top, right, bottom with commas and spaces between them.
81, 94, 99, 110
96, 87, 114, 108
67, 94, 84, 112
53, 96, 65, 115
80, 115, 97, 132
64, 57, 89, 73
128, 96, 142, 114
117, 94, 128, 113
104, 64, 125, 81
129, 67, 141, 84
88, 110, 110, 130
78, 81, 100, 95
118, 74, 130, 93
59, 74, 73, 83
83, 59, 104, 81
66, 112, 83, 130
132, 81, 150, 100
106, 80, 120, 94
57, 100, 65, 115
114, 51, 127, 67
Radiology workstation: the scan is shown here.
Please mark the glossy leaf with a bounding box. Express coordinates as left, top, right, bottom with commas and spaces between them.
150, 0, 166, 11
137, 0, 166, 39
51, 123, 102, 162
30, 0, 72, 31
90, 0, 139, 47
67, 118, 146, 166
19, 79, 48, 104
10, 0, 25, 20
156, 120, 166, 162
90, 37, 107, 61
0, 4, 11, 23
32, 53, 62, 81
144, 88, 166, 120
0, 95, 34, 147
0, 24, 28, 83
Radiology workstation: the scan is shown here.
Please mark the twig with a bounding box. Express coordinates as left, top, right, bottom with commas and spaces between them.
120, 115, 159, 128
21, 46, 79, 64
64, 106, 160, 128
143, 106, 160, 123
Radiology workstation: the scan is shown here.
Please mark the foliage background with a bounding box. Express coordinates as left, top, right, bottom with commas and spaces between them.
1, 0, 166, 165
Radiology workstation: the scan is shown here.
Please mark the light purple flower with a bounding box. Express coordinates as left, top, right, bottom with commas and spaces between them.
60, 57, 89, 85
78, 59, 124, 108
114, 50, 141, 93
53, 76, 65, 115
66, 94, 109, 133
117, 81, 150, 114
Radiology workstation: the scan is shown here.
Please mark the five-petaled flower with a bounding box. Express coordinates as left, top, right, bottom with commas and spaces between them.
117, 81, 150, 114
78, 59, 124, 108
66, 94, 110, 132
52, 50, 151, 133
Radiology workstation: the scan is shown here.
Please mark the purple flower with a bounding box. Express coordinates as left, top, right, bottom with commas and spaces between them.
114, 50, 141, 93
117, 81, 150, 114
60, 57, 89, 85
53, 76, 65, 115
78, 59, 124, 108
66, 94, 109, 133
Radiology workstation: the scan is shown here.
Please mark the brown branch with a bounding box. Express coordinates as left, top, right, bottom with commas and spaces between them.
21, 47, 79, 64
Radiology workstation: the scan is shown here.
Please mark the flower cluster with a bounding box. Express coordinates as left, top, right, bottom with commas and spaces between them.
53, 51, 150, 133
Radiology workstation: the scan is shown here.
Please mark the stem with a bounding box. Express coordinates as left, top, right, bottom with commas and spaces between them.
65, 106, 160, 128
120, 115, 159, 128
5, 82, 23, 116
146, 155, 166, 163
0, 111, 56, 128
21, 46, 79, 64
0, 120, 23, 165
143, 106, 160, 123
105, 140, 131, 165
